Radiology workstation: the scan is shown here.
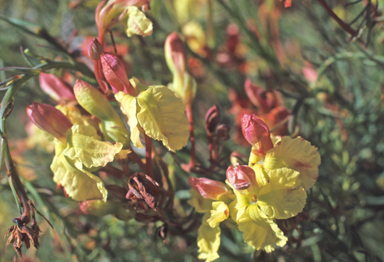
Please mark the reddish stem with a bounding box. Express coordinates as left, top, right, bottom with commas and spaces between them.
99, 164, 125, 179
98, 30, 106, 47
186, 103, 195, 169
317, 0, 357, 37
144, 134, 153, 178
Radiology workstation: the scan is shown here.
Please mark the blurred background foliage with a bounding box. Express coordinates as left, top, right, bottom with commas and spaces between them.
1, 0, 384, 261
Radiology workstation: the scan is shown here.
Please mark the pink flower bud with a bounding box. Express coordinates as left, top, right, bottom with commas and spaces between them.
88, 38, 103, 60
188, 176, 229, 200
26, 102, 72, 143
205, 105, 220, 134
100, 53, 137, 95
226, 164, 256, 190
244, 79, 273, 114
165, 32, 187, 75
241, 114, 273, 155
39, 73, 76, 101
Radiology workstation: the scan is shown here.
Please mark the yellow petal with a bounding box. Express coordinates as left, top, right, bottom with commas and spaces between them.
197, 213, 221, 262
258, 187, 307, 220
63, 125, 122, 169
264, 136, 321, 190
51, 142, 107, 201
207, 201, 229, 228
255, 167, 306, 219
115, 91, 144, 148
188, 189, 213, 213
56, 104, 99, 129
114, 149, 132, 161
125, 6, 153, 37
237, 205, 287, 252
137, 86, 189, 152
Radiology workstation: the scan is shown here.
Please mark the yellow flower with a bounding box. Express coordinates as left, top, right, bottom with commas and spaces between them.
115, 81, 189, 152
227, 164, 306, 251
51, 125, 123, 202
188, 177, 235, 262
243, 114, 321, 191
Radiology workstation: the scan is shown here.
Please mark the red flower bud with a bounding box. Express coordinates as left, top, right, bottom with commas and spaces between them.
188, 176, 229, 200
165, 32, 187, 75
241, 114, 273, 155
226, 164, 256, 190
205, 105, 220, 134
39, 73, 75, 101
88, 38, 103, 60
100, 53, 137, 95
26, 102, 72, 143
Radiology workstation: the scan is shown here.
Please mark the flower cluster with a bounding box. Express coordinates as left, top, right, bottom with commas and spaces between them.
27, 45, 189, 208
189, 114, 320, 261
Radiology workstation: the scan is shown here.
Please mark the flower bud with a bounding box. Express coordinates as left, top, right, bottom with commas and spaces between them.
226, 164, 256, 190
188, 176, 229, 200
205, 105, 220, 134
74, 80, 130, 148
100, 53, 136, 95
74, 80, 117, 120
88, 38, 103, 60
26, 102, 72, 143
182, 72, 197, 105
241, 114, 273, 155
165, 32, 196, 104
96, 0, 151, 34
165, 32, 187, 76
39, 73, 76, 101
79, 199, 119, 216
244, 79, 273, 114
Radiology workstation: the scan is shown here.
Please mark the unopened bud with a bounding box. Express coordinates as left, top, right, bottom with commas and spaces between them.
88, 38, 103, 60
74, 80, 130, 148
188, 176, 229, 200
226, 164, 256, 190
74, 80, 116, 120
205, 105, 220, 134
182, 72, 197, 105
79, 199, 119, 216
100, 53, 136, 95
26, 102, 72, 143
39, 73, 76, 101
241, 114, 273, 155
165, 32, 187, 75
